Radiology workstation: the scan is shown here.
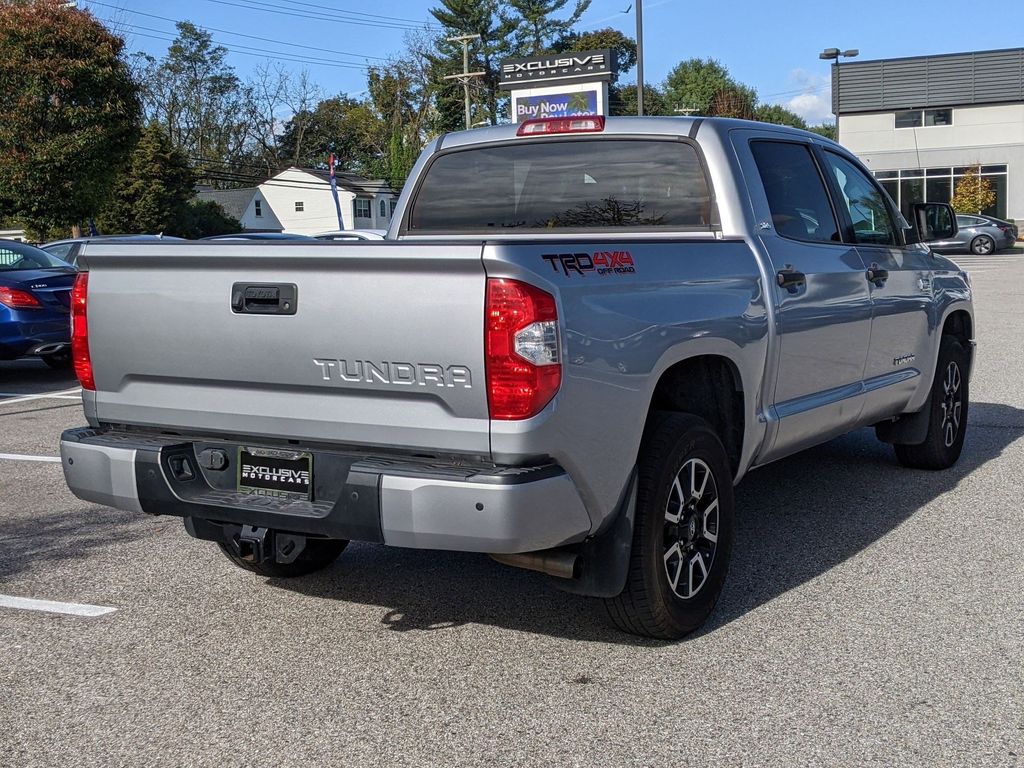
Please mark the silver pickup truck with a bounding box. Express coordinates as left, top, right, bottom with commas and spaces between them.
61, 116, 974, 639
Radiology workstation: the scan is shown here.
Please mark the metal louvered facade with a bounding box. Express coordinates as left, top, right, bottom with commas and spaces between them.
833, 48, 1024, 114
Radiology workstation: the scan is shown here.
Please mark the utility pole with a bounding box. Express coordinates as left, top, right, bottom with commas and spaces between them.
444, 34, 484, 130
635, 0, 644, 115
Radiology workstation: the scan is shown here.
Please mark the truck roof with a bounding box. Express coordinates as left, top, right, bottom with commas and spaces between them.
434, 116, 838, 151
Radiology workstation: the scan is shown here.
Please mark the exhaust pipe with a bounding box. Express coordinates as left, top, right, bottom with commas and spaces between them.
29, 342, 69, 356
490, 549, 579, 580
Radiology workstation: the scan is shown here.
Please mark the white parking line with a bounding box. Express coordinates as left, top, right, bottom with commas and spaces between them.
0, 594, 116, 618
0, 388, 82, 406
0, 453, 62, 463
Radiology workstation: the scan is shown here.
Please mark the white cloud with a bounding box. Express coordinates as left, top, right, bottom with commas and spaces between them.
773, 69, 833, 124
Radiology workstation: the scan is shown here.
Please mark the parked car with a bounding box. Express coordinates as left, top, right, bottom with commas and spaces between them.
0, 239, 77, 368
200, 232, 316, 241
926, 214, 1017, 255
313, 229, 387, 241
60, 117, 973, 639
41, 234, 185, 267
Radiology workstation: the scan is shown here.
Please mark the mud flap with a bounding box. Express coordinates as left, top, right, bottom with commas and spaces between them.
550, 469, 637, 598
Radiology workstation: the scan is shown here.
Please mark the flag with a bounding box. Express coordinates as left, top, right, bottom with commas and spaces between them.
329, 153, 344, 231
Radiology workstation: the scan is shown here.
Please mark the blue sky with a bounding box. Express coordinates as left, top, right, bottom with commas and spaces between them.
84, 0, 1024, 125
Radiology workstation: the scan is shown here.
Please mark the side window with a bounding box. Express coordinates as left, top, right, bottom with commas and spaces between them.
822, 151, 898, 246
750, 141, 840, 243
43, 243, 74, 260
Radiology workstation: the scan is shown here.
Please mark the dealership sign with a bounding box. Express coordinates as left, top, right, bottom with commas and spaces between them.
516, 90, 598, 119
499, 49, 614, 88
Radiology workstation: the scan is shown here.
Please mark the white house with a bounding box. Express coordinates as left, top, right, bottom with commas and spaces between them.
256, 168, 398, 234
195, 187, 284, 233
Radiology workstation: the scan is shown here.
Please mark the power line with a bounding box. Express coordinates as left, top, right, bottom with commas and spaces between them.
274, 0, 441, 29
86, 1, 387, 62
202, 0, 434, 32
119, 29, 371, 71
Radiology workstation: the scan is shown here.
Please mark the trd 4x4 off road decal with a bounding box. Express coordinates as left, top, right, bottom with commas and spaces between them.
542, 251, 636, 277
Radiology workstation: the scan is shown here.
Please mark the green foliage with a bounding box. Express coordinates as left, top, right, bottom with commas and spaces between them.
428, 0, 518, 130
556, 28, 637, 82
279, 95, 373, 169
178, 199, 240, 239
0, 0, 139, 237
96, 124, 195, 235
610, 82, 668, 116
754, 104, 808, 130
951, 166, 996, 215
808, 122, 837, 140
133, 22, 246, 181
663, 58, 756, 116
508, 0, 591, 55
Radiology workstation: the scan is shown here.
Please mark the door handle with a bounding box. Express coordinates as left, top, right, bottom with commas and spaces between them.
776, 266, 806, 292
865, 263, 889, 286
230, 283, 298, 315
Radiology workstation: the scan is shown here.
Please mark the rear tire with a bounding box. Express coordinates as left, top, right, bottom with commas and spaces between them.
217, 537, 347, 577
41, 352, 71, 369
970, 235, 994, 255
894, 335, 969, 470
604, 413, 734, 640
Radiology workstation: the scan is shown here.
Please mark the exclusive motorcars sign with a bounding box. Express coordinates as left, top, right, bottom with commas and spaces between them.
499, 49, 614, 88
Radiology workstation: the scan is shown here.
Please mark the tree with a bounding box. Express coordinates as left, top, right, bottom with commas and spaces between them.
133, 22, 247, 183
96, 124, 195, 235
507, 0, 590, 55
951, 166, 996, 215
0, 0, 139, 238
178, 199, 240, 239
428, 0, 518, 130
555, 28, 636, 81
663, 58, 756, 116
610, 82, 668, 116
808, 123, 837, 141
754, 104, 808, 130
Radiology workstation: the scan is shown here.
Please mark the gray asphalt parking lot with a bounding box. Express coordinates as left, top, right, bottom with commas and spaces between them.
2, 253, 1022, 767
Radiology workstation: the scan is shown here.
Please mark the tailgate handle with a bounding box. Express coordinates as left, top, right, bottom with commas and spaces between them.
231, 283, 297, 315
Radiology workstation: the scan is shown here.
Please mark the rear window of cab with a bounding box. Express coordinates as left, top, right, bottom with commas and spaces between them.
408, 139, 714, 233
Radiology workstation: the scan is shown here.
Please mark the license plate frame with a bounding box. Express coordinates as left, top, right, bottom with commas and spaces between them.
237, 447, 313, 500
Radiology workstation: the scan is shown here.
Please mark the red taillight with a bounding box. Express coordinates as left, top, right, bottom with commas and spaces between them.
70, 272, 95, 391
485, 278, 561, 420
516, 116, 605, 136
0, 286, 42, 309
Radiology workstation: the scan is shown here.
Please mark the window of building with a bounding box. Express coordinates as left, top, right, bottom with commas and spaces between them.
379, 198, 387, 218
895, 108, 953, 128
749, 141, 840, 243
822, 151, 897, 246
294, 201, 304, 212
355, 198, 372, 218
874, 165, 1008, 220
254, 199, 262, 217
390, 199, 398, 215
924, 108, 953, 126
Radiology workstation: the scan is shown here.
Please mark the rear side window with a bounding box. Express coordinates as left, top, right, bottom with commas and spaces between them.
408, 139, 713, 232
750, 141, 840, 243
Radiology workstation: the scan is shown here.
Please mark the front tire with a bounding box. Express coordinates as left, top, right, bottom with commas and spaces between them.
217, 537, 348, 577
604, 413, 734, 640
894, 335, 969, 470
970, 235, 995, 255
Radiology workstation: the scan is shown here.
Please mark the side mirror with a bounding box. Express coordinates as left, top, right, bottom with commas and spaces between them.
912, 202, 958, 242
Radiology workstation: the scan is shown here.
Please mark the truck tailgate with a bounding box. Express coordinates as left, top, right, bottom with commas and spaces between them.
80, 242, 490, 455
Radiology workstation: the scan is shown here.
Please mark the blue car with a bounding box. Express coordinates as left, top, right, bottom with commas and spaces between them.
0, 238, 77, 368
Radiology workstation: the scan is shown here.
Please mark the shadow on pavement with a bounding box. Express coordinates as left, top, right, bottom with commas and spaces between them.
0, 359, 77, 395
0, 505, 149, 581
274, 402, 1024, 644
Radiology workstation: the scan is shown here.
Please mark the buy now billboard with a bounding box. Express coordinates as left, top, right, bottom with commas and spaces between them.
515, 90, 599, 120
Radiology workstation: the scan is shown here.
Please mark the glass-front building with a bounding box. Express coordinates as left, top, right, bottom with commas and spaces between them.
833, 48, 1024, 225
875, 165, 1009, 220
